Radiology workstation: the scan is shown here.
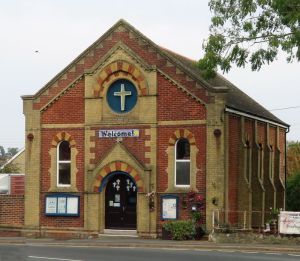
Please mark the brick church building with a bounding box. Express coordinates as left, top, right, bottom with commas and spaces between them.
18, 20, 289, 237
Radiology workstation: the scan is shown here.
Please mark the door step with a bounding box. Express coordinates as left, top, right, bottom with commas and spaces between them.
101, 229, 138, 237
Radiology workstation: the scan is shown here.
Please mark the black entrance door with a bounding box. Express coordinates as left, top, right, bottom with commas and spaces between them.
105, 173, 137, 229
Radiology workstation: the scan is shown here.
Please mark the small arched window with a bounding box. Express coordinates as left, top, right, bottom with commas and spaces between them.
175, 138, 190, 186
57, 141, 71, 186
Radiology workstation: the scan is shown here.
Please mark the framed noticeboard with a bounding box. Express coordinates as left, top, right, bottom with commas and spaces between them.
45, 194, 79, 216
161, 195, 178, 220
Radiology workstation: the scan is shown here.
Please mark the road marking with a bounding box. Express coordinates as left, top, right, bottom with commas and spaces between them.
288, 254, 300, 257
28, 256, 83, 261
217, 250, 235, 253
265, 253, 281, 255
240, 251, 259, 254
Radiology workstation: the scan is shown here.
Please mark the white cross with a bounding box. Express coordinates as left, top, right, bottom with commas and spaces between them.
114, 84, 131, 111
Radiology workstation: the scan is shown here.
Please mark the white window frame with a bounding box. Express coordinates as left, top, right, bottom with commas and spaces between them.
175, 139, 191, 187
57, 141, 71, 187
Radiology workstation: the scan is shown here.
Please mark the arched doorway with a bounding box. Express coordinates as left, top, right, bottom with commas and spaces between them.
105, 172, 137, 229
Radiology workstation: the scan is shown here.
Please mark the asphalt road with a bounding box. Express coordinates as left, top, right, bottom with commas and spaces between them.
0, 244, 300, 261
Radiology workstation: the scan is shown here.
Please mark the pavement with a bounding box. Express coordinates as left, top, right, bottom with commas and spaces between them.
0, 236, 299, 254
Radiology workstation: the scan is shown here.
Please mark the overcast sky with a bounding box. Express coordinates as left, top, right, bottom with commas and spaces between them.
0, 0, 299, 150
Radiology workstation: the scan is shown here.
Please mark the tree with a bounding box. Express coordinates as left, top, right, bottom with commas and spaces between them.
6, 147, 19, 157
199, 0, 300, 78
0, 147, 19, 168
0, 146, 5, 158
286, 171, 300, 211
0, 163, 20, 174
287, 141, 300, 177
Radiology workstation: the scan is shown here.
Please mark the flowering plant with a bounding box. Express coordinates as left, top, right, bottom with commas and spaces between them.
267, 207, 282, 224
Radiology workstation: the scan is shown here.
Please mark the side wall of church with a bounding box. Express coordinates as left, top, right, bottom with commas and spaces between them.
228, 113, 286, 228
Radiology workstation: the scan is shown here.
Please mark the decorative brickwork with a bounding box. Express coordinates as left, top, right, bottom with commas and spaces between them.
51, 132, 76, 148
93, 161, 144, 192
44, 130, 82, 192
168, 128, 196, 146
19, 20, 287, 238
95, 61, 148, 97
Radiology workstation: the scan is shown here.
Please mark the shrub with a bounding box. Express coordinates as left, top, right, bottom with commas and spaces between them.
286, 172, 300, 211
163, 220, 196, 240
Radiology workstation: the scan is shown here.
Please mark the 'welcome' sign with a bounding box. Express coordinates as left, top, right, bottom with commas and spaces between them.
99, 129, 139, 138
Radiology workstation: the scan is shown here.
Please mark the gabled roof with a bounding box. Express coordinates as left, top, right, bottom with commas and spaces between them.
0, 148, 25, 170
161, 48, 288, 127
22, 19, 288, 127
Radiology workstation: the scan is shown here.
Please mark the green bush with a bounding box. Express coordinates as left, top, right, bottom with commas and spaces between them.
163, 220, 196, 240
286, 172, 300, 211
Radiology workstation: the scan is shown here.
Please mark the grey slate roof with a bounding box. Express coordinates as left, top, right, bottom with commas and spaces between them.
22, 19, 288, 127
161, 48, 288, 127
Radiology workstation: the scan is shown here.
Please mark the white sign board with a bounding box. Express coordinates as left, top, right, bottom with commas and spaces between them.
45, 195, 79, 216
57, 197, 67, 214
99, 129, 139, 138
66, 197, 79, 214
46, 197, 57, 214
162, 197, 177, 220
279, 211, 300, 234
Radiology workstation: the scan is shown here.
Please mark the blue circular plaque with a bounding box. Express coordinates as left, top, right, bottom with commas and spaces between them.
106, 79, 137, 113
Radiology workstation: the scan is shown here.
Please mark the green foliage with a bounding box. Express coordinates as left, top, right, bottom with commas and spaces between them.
0, 147, 19, 169
6, 148, 18, 157
163, 220, 196, 240
266, 207, 281, 223
0, 163, 20, 174
191, 211, 201, 223
199, 0, 300, 78
287, 141, 300, 177
286, 171, 300, 211
0, 146, 5, 158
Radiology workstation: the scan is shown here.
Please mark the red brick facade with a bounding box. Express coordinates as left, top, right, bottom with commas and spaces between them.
228, 114, 286, 227
0, 195, 24, 226
18, 20, 287, 238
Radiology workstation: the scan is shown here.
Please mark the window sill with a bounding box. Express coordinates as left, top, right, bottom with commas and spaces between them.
166, 186, 192, 193
48, 185, 78, 193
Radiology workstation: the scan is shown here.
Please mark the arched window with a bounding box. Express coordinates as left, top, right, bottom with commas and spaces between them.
244, 140, 252, 183
258, 143, 264, 180
57, 141, 71, 186
175, 138, 190, 186
269, 145, 274, 181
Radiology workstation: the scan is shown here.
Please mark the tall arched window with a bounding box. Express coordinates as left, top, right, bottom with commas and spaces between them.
175, 138, 190, 186
258, 143, 264, 181
269, 145, 274, 181
244, 140, 252, 183
57, 141, 71, 186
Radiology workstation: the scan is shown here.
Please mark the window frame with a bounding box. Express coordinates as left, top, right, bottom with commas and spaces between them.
57, 141, 71, 187
174, 138, 191, 187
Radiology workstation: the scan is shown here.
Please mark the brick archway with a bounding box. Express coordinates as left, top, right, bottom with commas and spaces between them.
168, 129, 196, 146
93, 161, 144, 192
94, 61, 148, 97
51, 132, 76, 148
